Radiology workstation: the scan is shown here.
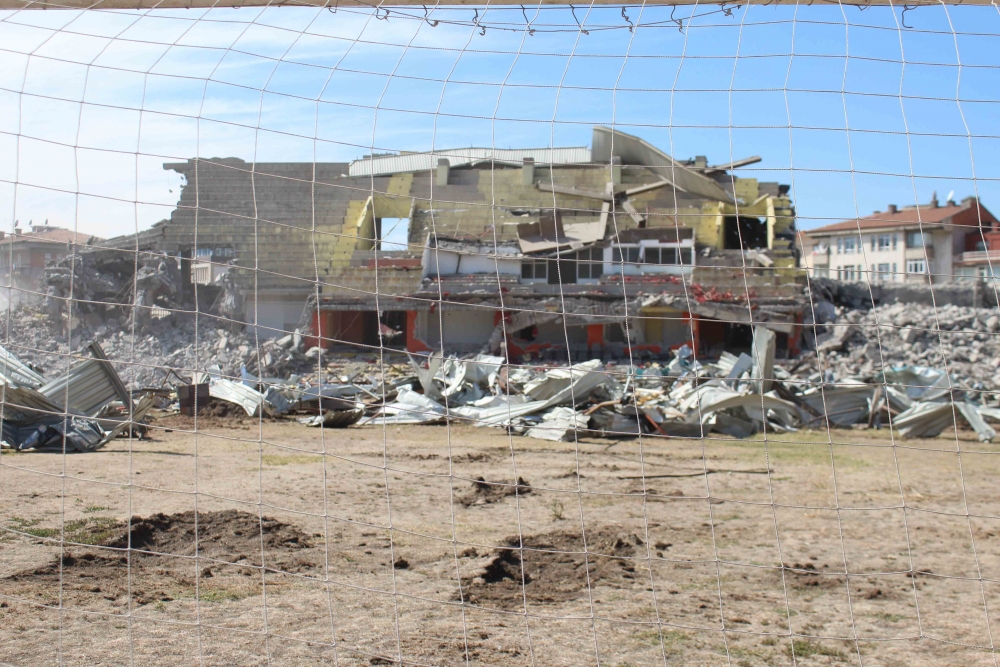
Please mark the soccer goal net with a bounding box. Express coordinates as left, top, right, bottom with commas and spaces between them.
2, 1, 1000, 665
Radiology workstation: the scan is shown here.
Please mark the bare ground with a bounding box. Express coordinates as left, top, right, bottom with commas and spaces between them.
2, 419, 1000, 667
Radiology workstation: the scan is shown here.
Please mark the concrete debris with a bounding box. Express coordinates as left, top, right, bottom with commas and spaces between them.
805, 301, 1000, 386
2, 293, 998, 444
361, 310, 1000, 442
0, 306, 321, 389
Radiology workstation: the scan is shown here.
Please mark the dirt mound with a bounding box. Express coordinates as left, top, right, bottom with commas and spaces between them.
783, 561, 841, 590
462, 528, 644, 608
457, 476, 531, 507
103, 509, 312, 564
5, 510, 320, 608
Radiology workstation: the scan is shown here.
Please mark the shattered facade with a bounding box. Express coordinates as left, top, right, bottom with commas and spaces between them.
60, 125, 801, 361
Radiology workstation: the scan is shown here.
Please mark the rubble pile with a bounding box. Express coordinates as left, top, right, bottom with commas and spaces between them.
3, 293, 1000, 450
367, 321, 1000, 443
812, 301, 1000, 386
0, 307, 329, 389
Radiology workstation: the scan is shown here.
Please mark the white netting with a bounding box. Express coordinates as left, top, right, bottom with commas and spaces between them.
2, 2, 1000, 665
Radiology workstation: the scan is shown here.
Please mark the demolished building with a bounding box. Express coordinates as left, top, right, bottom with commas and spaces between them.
66, 126, 803, 359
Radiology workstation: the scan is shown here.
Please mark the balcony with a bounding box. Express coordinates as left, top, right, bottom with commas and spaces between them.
904, 246, 934, 260
957, 249, 1000, 265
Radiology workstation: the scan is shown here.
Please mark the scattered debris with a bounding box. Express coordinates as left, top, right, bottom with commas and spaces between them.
3, 294, 998, 446
458, 476, 532, 506
1, 342, 153, 452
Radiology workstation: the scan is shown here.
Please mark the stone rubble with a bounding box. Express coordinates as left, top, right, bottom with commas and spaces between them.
0, 307, 337, 389
2, 291, 1000, 447
811, 301, 1000, 389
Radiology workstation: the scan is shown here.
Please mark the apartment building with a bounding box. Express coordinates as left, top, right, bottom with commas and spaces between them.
0, 223, 101, 292
801, 196, 998, 283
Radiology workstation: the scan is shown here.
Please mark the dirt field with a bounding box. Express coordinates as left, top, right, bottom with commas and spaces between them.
2, 418, 1000, 667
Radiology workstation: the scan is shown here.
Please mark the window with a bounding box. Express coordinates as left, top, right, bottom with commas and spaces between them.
639, 245, 694, 269
876, 263, 891, 281
521, 259, 547, 281
892, 234, 898, 250
576, 247, 603, 280
892, 262, 897, 280
906, 231, 929, 248
644, 247, 679, 265
814, 267, 829, 278
906, 259, 927, 274
836, 238, 842, 254
876, 234, 892, 251
379, 217, 410, 251
611, 246, 640, 265
842, 237, 856, 254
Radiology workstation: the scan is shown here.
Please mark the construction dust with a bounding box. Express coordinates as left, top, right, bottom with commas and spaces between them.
462, 528, 646, 608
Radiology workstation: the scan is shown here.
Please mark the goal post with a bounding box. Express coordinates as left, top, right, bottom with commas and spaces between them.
2, 2, 1000, 666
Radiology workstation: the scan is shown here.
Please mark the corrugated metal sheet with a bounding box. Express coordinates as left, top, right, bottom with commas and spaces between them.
349, 147, 591, 177
0, 384, 66, 423
0, 345, 46, 388
209, 377, 269, 417
37, 343, 131, 418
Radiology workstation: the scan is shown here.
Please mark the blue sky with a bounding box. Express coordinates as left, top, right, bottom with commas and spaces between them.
1, 2, 999, 239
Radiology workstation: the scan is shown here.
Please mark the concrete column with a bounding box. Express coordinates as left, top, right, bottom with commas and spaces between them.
436, 159, 450, 187
587, 323, 604, 356
406, 310, 431, 352
611, 156, 622, 186
522, 157, 535, 185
